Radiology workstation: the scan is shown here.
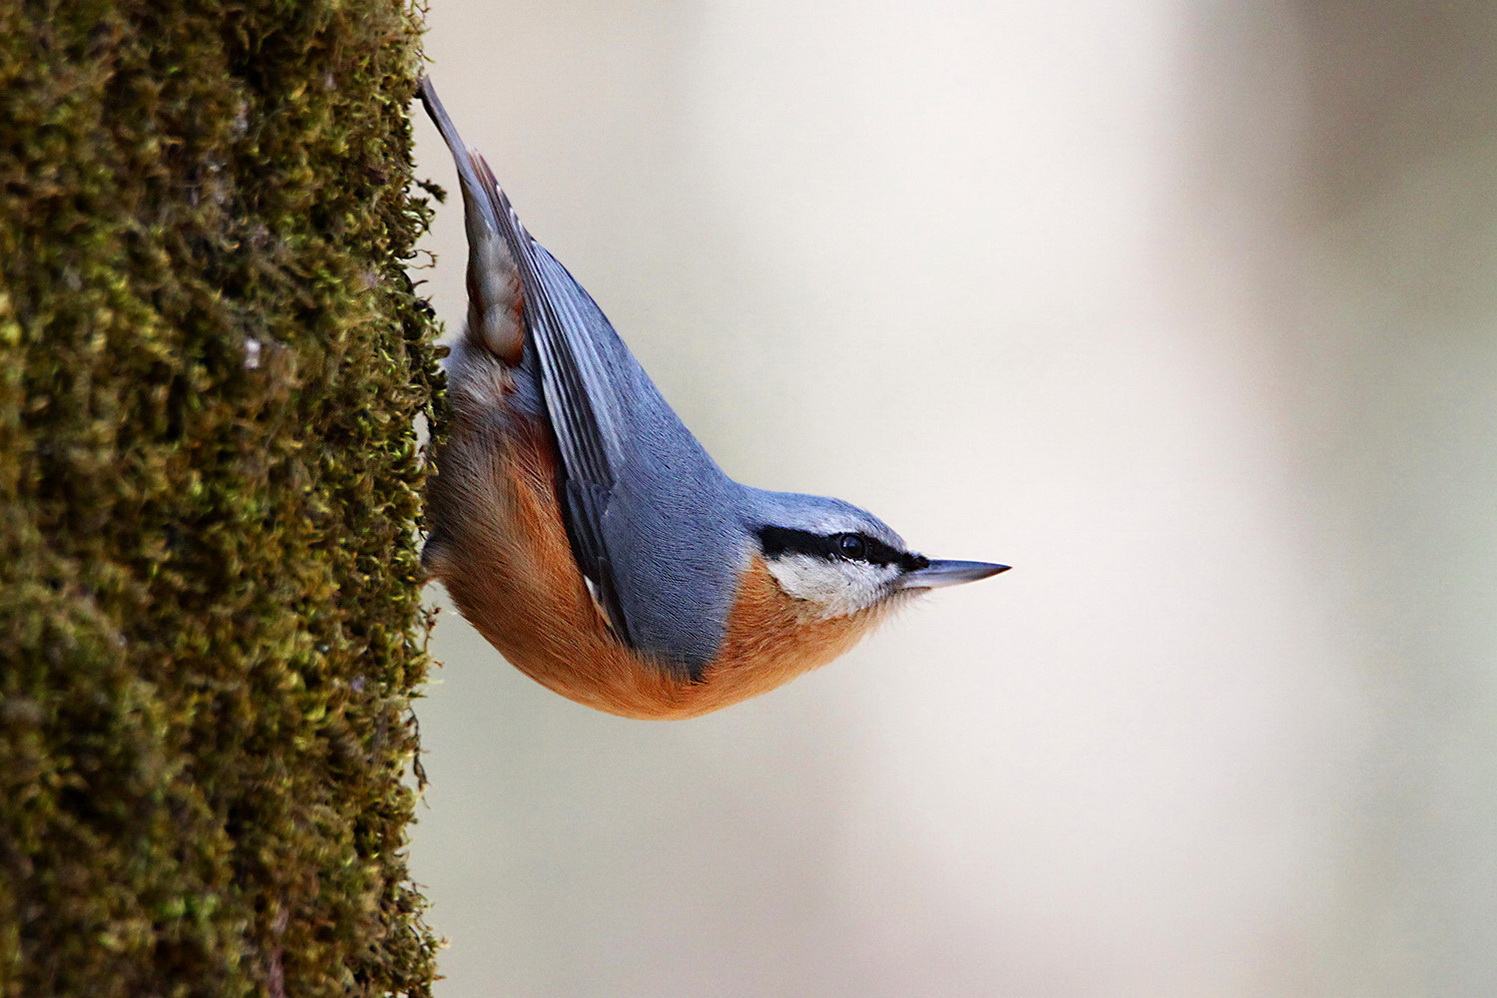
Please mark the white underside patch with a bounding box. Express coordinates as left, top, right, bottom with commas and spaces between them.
764, 554, 901, 618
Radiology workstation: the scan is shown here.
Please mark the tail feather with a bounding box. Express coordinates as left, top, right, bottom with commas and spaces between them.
418, 77, 526, 364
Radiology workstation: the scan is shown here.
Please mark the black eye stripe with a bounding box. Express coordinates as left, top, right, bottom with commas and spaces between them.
756, 526, 929, 572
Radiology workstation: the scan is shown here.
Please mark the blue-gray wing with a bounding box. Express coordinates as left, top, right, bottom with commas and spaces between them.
419, 81, 634, 644
525, 242, 746, 676
473, 172, 644, 648
420, 79, 743, 674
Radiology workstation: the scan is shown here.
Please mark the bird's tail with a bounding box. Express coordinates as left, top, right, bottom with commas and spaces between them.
418, 76, 528, 365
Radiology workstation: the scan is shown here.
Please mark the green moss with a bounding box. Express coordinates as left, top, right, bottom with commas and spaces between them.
0, 2, 442, 994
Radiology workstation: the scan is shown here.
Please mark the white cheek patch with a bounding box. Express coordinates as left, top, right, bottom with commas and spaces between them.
764, 555, 901, 618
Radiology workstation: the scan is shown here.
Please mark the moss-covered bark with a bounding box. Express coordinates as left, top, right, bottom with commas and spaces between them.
0, 2, 441, 995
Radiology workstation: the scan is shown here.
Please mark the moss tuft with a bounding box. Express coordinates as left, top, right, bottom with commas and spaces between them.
0, 1, 442, 994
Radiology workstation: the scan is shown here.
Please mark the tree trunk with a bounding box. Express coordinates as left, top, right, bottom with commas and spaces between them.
0, 2, 441, 995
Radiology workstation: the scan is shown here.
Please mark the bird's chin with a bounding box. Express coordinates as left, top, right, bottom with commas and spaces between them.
876, 586, 930, 613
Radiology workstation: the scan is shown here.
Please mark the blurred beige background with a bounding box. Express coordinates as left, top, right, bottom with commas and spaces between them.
410, 3, 1497, 996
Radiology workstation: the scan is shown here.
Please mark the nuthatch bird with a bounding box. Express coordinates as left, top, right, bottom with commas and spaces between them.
418, 78, 1008, 720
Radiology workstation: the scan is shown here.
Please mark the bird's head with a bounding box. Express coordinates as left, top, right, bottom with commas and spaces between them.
743, 490, 1008, 620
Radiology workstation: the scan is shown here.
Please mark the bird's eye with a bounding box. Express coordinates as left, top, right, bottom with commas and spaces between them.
837, 533, 867, 559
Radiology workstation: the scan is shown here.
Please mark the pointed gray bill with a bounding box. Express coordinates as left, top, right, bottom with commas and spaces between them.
898, 559, 1010, 590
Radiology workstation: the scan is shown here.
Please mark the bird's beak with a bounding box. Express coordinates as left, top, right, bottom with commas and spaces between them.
898, 559, 1010, 590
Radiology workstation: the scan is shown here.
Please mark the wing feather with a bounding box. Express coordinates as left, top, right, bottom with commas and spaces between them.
420, 79, 635, 644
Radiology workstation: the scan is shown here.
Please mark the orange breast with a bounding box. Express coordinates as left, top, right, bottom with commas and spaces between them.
425, 398, 887, 719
